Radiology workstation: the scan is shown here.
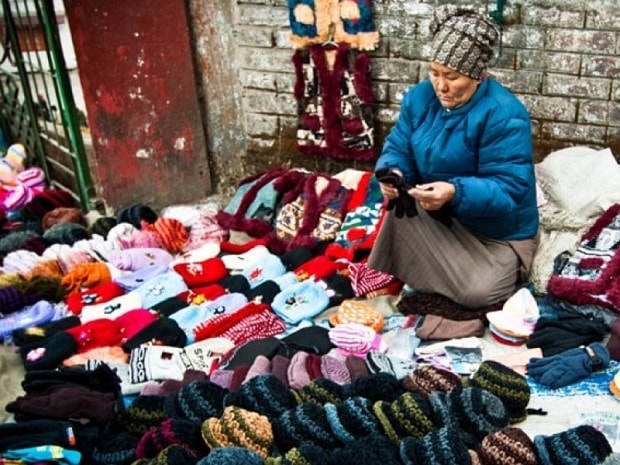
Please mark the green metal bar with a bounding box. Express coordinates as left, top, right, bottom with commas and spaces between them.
1, 0, 47, 169
38, 0, 92, 210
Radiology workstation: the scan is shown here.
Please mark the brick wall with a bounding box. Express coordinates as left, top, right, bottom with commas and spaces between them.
195, 0, 619, 194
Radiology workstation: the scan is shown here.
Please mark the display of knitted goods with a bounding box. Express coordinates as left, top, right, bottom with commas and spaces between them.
274, 173, 353, 251
547, 203, 620, 313
216, 167, 308, 238
288, 0, 379, 50
293, 44, 377, 161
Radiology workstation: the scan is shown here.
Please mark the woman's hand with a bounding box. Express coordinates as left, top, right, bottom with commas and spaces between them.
408, 181, 455, 210
378, 181, 400, 200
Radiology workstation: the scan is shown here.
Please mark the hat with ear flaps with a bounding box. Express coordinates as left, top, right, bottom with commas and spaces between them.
429, 6, 499, 79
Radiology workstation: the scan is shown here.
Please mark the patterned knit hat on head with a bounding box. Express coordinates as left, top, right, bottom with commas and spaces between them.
324, 396, 382, 444
272, 402, 341, 452
136, 417, 207, 459
291, 377, 349, 406
223, 373, 297, 420
430, 386, 509, 448
400, 426, 473, 465
534, 424, 613, 465
164, 380, 227, 422
429, 6, 499, 79
372, 391, 437, 443
467, 360, 531, 423
401, 364, 461, 397
196, 446, 263, 465
478, 427, 538, 465
201, 405, 274, 459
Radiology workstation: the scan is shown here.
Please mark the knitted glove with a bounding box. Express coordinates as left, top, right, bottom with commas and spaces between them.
374, 168, 417, 219
526, 342, 610, 389
526, 313, 607, 356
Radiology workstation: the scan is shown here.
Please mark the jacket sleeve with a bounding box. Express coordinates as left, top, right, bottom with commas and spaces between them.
373, 87, 420, 185
449, 108, 534, 218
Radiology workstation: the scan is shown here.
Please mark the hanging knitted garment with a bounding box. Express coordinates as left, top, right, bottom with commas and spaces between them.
293, 43, 377, 161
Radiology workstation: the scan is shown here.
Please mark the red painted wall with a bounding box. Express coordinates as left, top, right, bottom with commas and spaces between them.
64, 0, 211, 211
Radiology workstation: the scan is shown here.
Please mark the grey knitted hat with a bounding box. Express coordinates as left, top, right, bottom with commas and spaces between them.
429, 6, 499, 79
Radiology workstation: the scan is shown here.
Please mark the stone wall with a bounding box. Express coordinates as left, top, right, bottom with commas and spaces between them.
194, 0, 620, 195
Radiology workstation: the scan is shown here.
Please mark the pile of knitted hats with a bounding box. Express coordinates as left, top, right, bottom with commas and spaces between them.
2, 359, 611, 465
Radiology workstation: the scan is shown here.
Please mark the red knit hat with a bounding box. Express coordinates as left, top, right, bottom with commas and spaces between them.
141, 217, 188, 254
172, 257, 228, 289
65, 318, 125, 353
294, 255, 338, 281
65, 281, 126, 316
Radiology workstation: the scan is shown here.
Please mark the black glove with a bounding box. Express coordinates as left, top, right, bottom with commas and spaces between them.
526, 313, 607, 356
374, 168, 417, 219
526, 343, 610, 389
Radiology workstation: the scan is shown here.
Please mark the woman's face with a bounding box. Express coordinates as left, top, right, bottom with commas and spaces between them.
429, 62, 479, 109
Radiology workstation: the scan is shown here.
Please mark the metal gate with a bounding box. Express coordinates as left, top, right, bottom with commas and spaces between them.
0, 0, 95, 211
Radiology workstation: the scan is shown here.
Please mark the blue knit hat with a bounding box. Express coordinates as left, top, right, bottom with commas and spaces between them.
273, 402, 341, 452
400, 426, 474, 465
196, 446, 263, 465
164, 380, 227, 422
430, 386, 509, 448
324, 396, 382, 443
534, 424, 613, 465
348, 372, 404, 403
331, 433, 402, 465
272, 280, 330, 325
223, 373, 297, 419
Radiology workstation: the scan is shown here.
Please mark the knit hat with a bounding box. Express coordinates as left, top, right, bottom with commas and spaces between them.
372, 391, 437, 442
134, 270, 188, 309
533, 424, 613, 465
324, 396, 382, 444
264, 442, 332, 465
294, 255, 338, 281
164, 380, 227, 422
221, 244, 270, 272
136, 417, 207, 459
478, 427, 538, 465
122, 318, 187, 351
345, 355, 370, 382
196, 447, 263, 465
19, 330, 79, 371
329, 299, 385, 332
242, 252, 287, 288
429, 6, 499, 79
349, 372, 404, 403
201, 405, 274, 459
42, 207, 87, 231
115, 203, 158, 228
172, 257, 228, 289
328, 322, 380, 357
291, 377, 349, 406
0, 299, 56, 340
320, 353, 351, 385
272, 280, 330, 325
42, 222, 90, 245
89, 216, 118, 238
366, 350, 417, 380
400, 426, 474, 465
401, 364, 461, 397
223, 373, 297, 419
430, 386, 509, 448
108, 247, 174, 271
65, 281, 125, 315
272, 402, 341, 452
218, 274, 251, 295
467, 360, 531, 424
133, 444, 198, 465
331, 433, 403, 465
142, 217, 188, 254
90, 431, 141, 465
118, 395, 168, 433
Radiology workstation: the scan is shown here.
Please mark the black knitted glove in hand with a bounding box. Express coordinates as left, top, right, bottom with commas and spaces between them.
374, 168, 418, 219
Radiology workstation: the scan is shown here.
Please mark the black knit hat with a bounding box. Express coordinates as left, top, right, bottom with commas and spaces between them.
291, 377, 349, 406
118, 395, 167, 433
324, 396, 382, 443
400, 426, 473, 465
0, 419, 74, 452
132, 444, 198, 465
467, 360, 530, 423
164, 380, 227, 422
372, 391, 437, 442
19, 330, 79, 371
135, 418, 207, 460
272, 402, 341, 452
223, 373, 296, 419
122, 318, 187, 352
89, 216, 118, 238
90, 431, 141, 465
115, 203, 158, 228
534, 424, 613, 465
331, 433, 402, 465
348, 372, 404, 403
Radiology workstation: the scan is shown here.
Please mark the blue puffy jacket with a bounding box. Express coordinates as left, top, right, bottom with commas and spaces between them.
375, 77, 539, 241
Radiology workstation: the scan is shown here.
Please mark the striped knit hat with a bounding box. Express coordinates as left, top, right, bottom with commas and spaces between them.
263, 442, 332, 465
223, 373, 297, 420
164, 380, 227, 422
136, 418, 207, 459
401, 364, 461, 397
372, 391, 437, 443
201, 406, 274, 459
400, 426, 474, 465
534, 425, 612, 465
196, 446, 263, 465
429, 6, 499, 79
291, 377, 349, 406
324, 396, 382, 443
477, 427, 538, 465
272, 402, 340, 452
118, 395, 167, 433
467, 360, 531, 423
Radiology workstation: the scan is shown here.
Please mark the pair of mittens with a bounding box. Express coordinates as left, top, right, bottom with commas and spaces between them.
374, 168, 417, 218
